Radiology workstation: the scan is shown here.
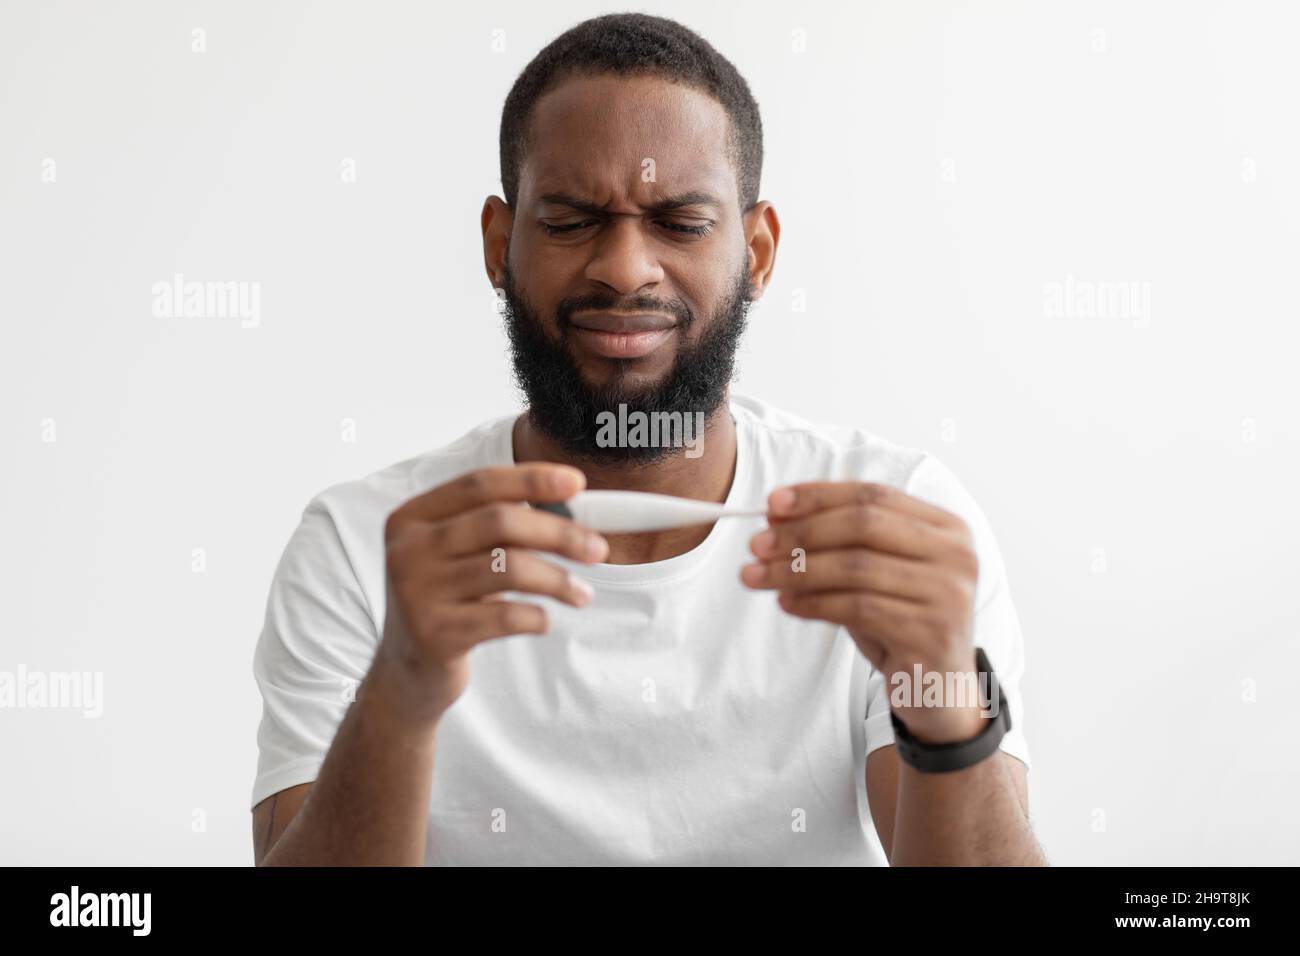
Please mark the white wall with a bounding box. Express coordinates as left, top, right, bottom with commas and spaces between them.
1, 0, 1296, 865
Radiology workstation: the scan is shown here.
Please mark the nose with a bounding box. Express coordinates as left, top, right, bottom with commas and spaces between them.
583, 217, 665, 296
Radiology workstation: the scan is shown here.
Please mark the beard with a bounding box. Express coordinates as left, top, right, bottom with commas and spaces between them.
499, 257, 752, 464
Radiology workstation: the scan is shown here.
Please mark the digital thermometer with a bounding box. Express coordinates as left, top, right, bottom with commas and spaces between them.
533, 489, 769, 533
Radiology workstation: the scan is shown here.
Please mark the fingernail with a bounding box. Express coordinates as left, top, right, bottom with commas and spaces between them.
751, 529, 775, 558
741, 563, 768, 585
569, 573, 594, 606
585, 535, 608, 562
553, 469, 580, 494
770, 488, 796, 514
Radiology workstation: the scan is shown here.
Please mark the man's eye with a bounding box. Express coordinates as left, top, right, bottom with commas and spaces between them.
660, 221, 713, 238
541, 219, 712, 238
542, 220, 597, 236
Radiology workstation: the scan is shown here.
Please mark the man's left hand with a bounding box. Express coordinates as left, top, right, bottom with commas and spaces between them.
740, 481, 988, 745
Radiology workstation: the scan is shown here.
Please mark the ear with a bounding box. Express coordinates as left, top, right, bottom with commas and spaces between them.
481, 196, 514, 289
741, 201, 780, 300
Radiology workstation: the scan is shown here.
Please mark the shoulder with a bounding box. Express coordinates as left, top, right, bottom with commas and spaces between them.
732, 391, 935, 490
274, 412, 515, 587
305, 412, 513, 534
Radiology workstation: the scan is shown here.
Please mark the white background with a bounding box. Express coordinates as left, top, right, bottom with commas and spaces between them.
2, 0, 1297, 865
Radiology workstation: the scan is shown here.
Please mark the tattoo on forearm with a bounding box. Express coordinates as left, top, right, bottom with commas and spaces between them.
253, 795, 279, 863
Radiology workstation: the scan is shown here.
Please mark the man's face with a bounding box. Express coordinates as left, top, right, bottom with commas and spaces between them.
496, 74, 754, 462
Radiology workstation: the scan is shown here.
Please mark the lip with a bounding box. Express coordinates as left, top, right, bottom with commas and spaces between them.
570, 326, 677, 359
569, 311, 679, 334
568, 311, 679, 359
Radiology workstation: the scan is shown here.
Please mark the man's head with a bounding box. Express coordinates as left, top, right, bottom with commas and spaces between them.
483, 13, 779, 463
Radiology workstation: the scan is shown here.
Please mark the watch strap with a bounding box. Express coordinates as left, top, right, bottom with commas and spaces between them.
888, 647, 1011, 773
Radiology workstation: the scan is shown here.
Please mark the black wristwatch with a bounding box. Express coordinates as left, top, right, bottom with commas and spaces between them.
888, 647, 1010, 773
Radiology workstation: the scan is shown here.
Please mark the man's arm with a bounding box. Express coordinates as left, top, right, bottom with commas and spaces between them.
740, 477, 1045, 866
250, 462, 605, 865
253, 659, 440, 866
867, 744, 1046, 865
252, 784, 310, 865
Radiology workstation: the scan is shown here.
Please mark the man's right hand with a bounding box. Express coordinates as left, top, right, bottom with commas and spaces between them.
368, 462, 607, 724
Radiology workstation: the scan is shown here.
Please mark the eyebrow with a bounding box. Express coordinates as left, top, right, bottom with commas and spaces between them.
536, 191, 721, 215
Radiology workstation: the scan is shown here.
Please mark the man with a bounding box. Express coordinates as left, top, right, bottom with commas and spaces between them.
250, 12, 1046, 866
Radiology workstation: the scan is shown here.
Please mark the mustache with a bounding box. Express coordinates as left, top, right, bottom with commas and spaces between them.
555, 292, 694, 331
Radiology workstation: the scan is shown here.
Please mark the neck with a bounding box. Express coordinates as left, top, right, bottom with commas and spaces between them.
511, 398, 738, 564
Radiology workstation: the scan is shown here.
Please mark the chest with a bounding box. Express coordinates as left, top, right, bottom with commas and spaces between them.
423, 579, 878, 864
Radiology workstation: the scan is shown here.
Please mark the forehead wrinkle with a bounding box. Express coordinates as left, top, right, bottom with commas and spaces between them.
520, 75, 737, 210
531, 177, 730, 216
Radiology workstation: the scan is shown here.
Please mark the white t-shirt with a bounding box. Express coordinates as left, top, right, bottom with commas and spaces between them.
251, 392, 1031, 865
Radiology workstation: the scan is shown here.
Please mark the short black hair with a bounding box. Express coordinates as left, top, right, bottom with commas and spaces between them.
499, 13, 763, 212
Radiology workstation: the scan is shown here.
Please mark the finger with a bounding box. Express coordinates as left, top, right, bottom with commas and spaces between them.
767, 481, 958, 528
741, 548, 934, 601
776, 589, 927, 646
444, 549, 594, 607
854, 633, 888, 671
387, 463, 587, 531
750, 504, 950, 562
437, 503, 608, 562
434, 600, 551, 654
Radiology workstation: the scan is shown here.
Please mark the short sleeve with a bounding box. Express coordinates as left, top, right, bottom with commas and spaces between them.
250, 494, 381, 809
863, 455, 1032, 771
